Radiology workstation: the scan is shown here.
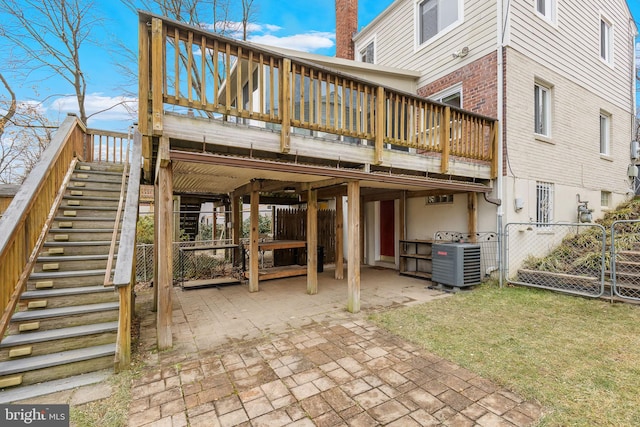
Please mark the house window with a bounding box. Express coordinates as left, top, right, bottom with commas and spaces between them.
431, 84, 462, 108
426, 194, 454, 204
360, 41, 374, 64
536, 0, 556, 22
600, 17, 613, 63
419, 0, 461, 45
601, 191, 611, 208
599, 112, 610, 155
536, 181, 554, 225
534, 83, 551, 137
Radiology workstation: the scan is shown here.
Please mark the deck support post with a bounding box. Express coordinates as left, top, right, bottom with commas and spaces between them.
249, 182, 260, 292
156, 136, 173, 350
468, 192, 478, 242
399, 191, 406, 273
307, 187, 318, 294
231, 193, 241, 265
335, 195, 344, 280
347, 181, 361, 313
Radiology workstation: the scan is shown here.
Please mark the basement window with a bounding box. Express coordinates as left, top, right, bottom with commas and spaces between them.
426, 194, 454, 204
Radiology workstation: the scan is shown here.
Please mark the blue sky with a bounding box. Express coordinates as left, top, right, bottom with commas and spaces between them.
4, 0, 640, 133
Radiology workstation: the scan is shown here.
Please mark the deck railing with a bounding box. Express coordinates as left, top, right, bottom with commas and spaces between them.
139, 12, 498, 177
0, 116, 86, 339
87, 129, 131, 164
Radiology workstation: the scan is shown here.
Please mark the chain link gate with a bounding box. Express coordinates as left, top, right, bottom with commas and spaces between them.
610, 219, 640, 301
504, 222, 606, 297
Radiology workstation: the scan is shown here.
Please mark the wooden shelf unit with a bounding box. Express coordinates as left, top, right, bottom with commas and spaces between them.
399, 239, 433, 280
242, 240, 308, 281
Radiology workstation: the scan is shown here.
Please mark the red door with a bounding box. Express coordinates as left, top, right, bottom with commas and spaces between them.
380, 200, 395, 259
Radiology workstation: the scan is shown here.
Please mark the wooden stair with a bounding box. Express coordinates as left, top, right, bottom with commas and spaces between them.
0, 161, 126, 399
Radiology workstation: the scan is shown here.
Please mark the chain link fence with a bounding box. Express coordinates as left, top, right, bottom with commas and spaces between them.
504, 222, 606, 297
611, 219, 640, 300
433, 231, 499, 281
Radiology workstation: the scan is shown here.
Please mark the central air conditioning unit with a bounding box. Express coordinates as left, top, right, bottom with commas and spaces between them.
432, 242, 482, 288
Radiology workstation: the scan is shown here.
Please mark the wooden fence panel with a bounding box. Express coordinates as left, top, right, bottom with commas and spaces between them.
274, 208, 336, 266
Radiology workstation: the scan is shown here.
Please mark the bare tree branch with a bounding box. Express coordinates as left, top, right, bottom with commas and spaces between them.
0, 0, 99, 124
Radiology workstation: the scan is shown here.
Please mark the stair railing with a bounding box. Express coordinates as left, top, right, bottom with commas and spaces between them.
111, 127, 142, 371
0, 115, 87, 339
103, 129, 132, 287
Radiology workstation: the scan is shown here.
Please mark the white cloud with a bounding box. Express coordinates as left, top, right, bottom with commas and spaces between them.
49, 93, 137, 124
249, 32, 335, 52
198, 20, 334, 53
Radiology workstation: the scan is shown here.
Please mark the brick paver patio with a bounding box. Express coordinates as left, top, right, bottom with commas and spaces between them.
129, 270, 543, 426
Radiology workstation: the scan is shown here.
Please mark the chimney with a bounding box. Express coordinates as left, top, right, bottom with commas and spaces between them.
335, 0, 357, 60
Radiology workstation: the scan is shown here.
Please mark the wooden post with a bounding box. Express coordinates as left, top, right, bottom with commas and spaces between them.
347, 181, 361, 313
335, 195, 344, 280
249, 183, 260, 292
280, 58, 291, 153
152, 176, 159, 313
468, 192, 478, 243
139, 18, 151, 181
115, 285, 131, 372
231, 194, 241, 265
151, 18, 164, 136
156, 156, 173, 350
359, 195, 365, 264
490, 122, 499, 179
375, 86, 385, 165
399, 191, 406, 273
307, 188, 318, 294
440, 106, 451, 174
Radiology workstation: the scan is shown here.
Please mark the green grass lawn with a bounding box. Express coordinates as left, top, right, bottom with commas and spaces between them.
370, 282, 640, 426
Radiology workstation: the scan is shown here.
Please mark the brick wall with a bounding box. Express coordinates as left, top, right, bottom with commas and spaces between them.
335, 0, 357, 60
417, 52, 498, 118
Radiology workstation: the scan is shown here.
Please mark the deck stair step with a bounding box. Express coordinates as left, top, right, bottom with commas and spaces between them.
0, 370, 110, 404
22, 286, 115, 300
37, 254, 111, 263
11, 302, 119, 323
20, 286, 117, 308
30, 269, 110, 280
42, 241, 114, 256
0, 322, 118, 349
0, 344, 116, 386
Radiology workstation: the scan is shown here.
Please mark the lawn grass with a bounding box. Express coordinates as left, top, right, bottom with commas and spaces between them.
370, 282, 640, 426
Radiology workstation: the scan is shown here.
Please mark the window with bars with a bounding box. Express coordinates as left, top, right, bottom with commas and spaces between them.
536, 182, 554, 226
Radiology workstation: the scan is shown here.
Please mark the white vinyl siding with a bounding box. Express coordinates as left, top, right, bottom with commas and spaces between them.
599, 112, 610, 155
509, 0, 634, 113
353, 0, 496, 88
534, 83, 551, 137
